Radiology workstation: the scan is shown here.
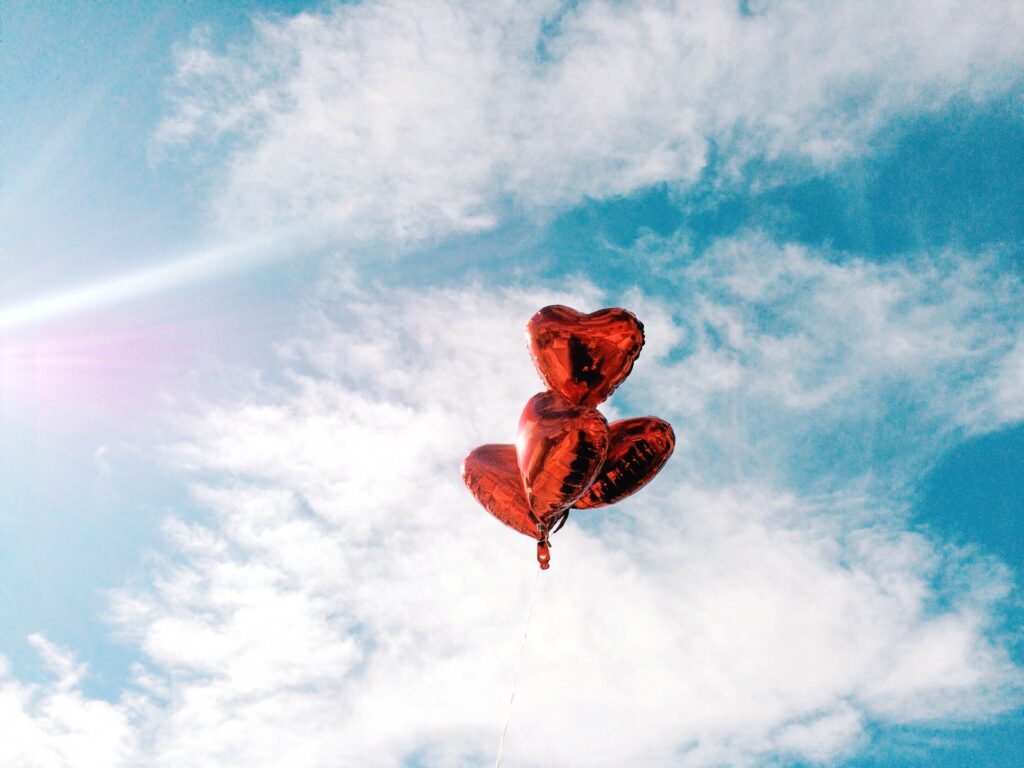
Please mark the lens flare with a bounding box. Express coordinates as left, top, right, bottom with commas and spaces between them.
0, 229, 297, 333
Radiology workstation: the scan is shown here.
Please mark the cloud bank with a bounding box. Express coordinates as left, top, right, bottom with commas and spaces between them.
6, 238, 1022, 766
7, 3, 1021, 765
629, 235, 1024, 491
158, 0, 1024, 242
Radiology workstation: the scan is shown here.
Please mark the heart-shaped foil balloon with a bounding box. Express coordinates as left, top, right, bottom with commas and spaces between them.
516, 391, 609, 524
461, 444, 541, 540
527, 305, 645, 407
574, 417, 675, 509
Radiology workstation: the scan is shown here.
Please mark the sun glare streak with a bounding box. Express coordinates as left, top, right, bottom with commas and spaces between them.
0, 230, 295, 332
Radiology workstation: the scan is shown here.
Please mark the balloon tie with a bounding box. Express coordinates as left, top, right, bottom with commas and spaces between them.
534, 521, 551, 570
536, 539, 551, 570
494, 565, 542, 768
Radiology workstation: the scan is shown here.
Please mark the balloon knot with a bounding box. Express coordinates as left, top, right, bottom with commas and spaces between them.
537, 539, 551, 570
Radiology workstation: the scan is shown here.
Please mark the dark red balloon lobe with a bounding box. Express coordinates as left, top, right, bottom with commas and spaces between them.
516, 391, 609, 524
527, 305, 644, 407
574, 417, 675, 509
462, 444, 541, 539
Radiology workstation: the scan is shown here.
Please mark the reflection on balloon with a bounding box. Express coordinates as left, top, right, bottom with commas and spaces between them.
516, 390, 609, 524
461, 444, 540, 539
574, 417, 675, 509
463, 304, 674, 571
527, 304, 644, 407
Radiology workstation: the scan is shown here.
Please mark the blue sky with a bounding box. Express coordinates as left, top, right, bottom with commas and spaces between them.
1, 1, 1023, 766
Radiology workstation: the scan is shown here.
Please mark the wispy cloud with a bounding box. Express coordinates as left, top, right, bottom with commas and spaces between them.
7, 238, 1019, 766
158, 0, 1024, 243
0, 637, 136, 768
627, 233, 1024, 491
4, 4, 1021, 765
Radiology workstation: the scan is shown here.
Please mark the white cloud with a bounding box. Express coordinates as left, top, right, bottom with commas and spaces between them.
0, 639, 136, 768
989, 339, 1024, 427
58, 243, 1007, 765
4, 239, 1022, 765
158, 0, 1024, 243
627, 234, 1024, 491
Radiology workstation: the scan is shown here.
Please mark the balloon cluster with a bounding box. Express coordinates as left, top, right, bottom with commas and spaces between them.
462, 305, 675, 570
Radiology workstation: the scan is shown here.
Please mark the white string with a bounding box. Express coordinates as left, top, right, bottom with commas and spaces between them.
494, 566, 542, 768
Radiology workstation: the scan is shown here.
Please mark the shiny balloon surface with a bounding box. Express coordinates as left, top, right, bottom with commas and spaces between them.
527, 305, 644, 407
574, 417, 675, 509
516, 391, 609, 523
461, 444, 540, 539
462, 304, 674, 571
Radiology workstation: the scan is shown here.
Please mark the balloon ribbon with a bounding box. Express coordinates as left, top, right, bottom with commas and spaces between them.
494, 566, 542, 768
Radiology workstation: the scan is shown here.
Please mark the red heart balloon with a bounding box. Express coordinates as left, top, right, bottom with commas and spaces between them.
516, 391, 609, 524
574, 417, 675, 509
461, 444, 541, 540
527, 305, 645, 407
